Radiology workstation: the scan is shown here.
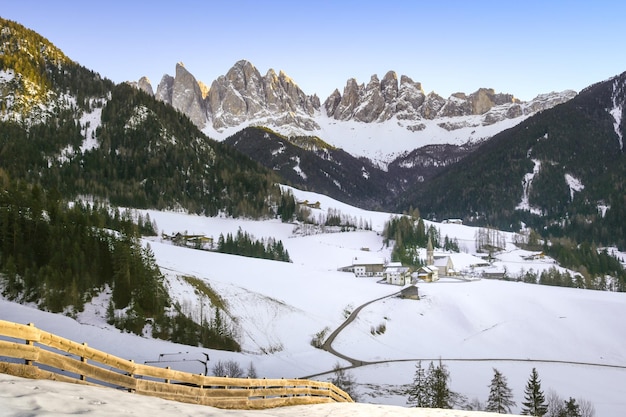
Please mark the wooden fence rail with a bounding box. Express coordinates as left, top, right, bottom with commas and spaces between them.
0, 320, 353, 409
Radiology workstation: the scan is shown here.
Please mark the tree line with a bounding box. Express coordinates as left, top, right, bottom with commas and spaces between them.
405, 361, 594, 416
383, 213, 459, 267
217, 229, 291, 263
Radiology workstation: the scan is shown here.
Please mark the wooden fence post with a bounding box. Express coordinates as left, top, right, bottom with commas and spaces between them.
24, 323, 34, 366
128, 359, 135, 392
80, 342, 88, 381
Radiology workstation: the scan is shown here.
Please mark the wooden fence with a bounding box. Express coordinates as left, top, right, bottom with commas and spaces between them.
0, 319, 353, 409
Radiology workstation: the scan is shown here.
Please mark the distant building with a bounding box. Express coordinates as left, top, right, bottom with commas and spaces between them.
384, 262, 412, 285
482, 271, 506, 279
442, 219, 463, 225
338, 258, 385, 277
297, 200, 321, 209
417, 265, 439, 282
400, 285, 419, 300
433, 256, 456, 277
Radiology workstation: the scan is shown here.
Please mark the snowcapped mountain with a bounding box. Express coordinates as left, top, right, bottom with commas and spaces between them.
135, 60, 576, 165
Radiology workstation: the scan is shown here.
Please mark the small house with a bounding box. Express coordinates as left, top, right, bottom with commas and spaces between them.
417, 265, 439, 282
385, 262, 412, 286
400, 285, 419, 300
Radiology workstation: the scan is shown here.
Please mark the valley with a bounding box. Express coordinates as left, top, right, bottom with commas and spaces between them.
3, 186, 625, 416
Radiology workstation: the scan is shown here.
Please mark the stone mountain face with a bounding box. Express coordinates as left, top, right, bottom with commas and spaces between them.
139, 61, 575, 138
207, 60, 320, 131
323, 72, 575, 129
149, 60, 320, 133
155, 63, 207, 128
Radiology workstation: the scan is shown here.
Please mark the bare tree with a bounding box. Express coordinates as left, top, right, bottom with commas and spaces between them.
577, 398, 595, 417
329, 362, 359, 401
211, 360, 243, 378
545, 389, 564, 417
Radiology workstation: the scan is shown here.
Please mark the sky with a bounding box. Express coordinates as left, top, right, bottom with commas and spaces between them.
2, 1, 626, 102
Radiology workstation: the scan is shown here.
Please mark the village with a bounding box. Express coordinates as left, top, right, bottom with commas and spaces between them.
337, 236, 505, 296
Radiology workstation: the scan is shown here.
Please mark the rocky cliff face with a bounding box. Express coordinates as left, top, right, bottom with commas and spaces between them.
138, 60, 576, 135
154, 63, 207, 128
145, 60, 320, 133
207, 60, 320, 131
324, 72, 575, 129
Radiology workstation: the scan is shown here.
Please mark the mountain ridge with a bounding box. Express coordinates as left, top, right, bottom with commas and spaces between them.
134, 60, 576, 164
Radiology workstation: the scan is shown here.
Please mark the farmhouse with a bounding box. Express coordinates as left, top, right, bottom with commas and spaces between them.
337, 258, 385, 277
384, 262, 411, 286
417, 265, 439, 282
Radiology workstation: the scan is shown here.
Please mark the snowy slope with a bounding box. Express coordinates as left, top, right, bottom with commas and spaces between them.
204, 112, 531, 168
1, 186, 625, 416
0, 374, 519, 417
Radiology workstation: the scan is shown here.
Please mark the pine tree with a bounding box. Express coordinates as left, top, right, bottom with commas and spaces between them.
430, 360, 452, 409
407, 361, 430, 407
486, 368, 516, 414
560, 397, 581, 417
521, 368, 548, 416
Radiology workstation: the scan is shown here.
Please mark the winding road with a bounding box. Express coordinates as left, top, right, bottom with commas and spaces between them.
304, 287, 626, 379
320, 289, 402, 367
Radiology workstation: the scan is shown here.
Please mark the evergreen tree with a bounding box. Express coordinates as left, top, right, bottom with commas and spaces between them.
406, 360, 455, 409
407, 361, 430, 407
246, 361, 258, 379
486, 368, 516, 414
559, 397, 581, 417
430, 360, 452, 409
521, 368, 548, 416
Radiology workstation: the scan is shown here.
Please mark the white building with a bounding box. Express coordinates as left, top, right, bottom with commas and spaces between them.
384, 262, 411, 286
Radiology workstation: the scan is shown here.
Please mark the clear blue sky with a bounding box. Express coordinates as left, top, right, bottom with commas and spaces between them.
2, 1, 626, 101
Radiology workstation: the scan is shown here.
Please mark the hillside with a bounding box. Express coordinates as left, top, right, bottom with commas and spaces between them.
399, 71, 626, 248
0, 17, 291, 218
2, 187, 625, 416
223, 126, 396, 210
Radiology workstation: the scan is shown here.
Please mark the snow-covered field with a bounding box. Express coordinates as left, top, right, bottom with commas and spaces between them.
0, 374, 516, 417
1, 186, 625, 417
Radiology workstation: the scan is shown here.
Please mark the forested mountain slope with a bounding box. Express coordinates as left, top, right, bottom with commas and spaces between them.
399, 71, 626, 248
0, 17, 292, 218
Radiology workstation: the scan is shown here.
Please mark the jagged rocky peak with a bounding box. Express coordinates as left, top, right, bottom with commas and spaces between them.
439, 88, 519, 117
324, 70, 573, 128
207, 59, 320, 131
264, 68, 319, 114
155, 74, 174, 104
151, 63, 208, 128
324, 71, 428, 122
137, 76, 154, 96
170, 62, 207, 128
140, 60, 575, 135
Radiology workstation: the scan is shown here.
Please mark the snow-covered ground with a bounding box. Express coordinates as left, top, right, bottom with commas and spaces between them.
205, 112, 530, 168
0, 374, 517, 417
1, 186, 625, 416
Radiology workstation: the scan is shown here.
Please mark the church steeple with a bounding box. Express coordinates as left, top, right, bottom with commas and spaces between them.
427, 235, 434, 266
